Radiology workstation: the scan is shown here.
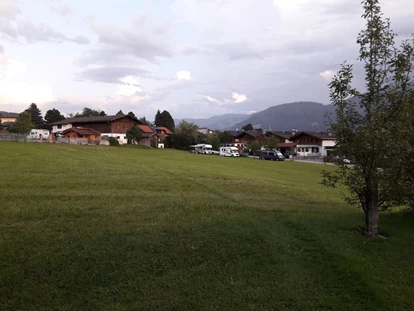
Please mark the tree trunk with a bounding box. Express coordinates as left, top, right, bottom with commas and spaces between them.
364, 176, 379, 237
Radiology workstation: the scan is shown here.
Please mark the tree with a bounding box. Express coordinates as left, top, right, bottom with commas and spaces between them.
139, 116, 149, 125
167, 120, 198, 150
154, 110, 175, 132
154, 110, 162, 126
76, 107, 105, 117
116, 110, 124, 116
126, 126, 142, 144
322, 0, 414, 237
263, 136, 279, 150
160, 110, 175, 132
45, 109, 65, 124
8, 112, 35, 134
242, 123, 254, 131
209, 134, 220, 151
25, 103, 44, 128
128, 111, 136, 118
247, 141, 261, 156
217, 131, 234, 144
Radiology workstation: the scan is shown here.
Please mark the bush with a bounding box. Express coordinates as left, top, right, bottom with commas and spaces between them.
108, 137, 120, 146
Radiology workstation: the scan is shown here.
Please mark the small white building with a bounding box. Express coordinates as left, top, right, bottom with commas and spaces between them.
27, 129, 50, 140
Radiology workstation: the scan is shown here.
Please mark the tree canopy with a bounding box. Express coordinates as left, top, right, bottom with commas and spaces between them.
116, 110, 124, 116
128, 111, 136, 118
263, 136, 279, 150
8, 112, 35, 134
139, 117, 149, 125
166, 120, 198, 150
76, 107, 106, 117
45, 109, 65, 124
322, 0, 414, 237
25, 103, 44, 129
154, 110, 175, 132
242, 123, 254, 131
126, 125, 142, 144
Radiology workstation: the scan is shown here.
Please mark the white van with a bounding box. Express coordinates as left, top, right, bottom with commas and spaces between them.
219, 146, 240, 157
27, 129, 50, 140
190, 144, 213, 154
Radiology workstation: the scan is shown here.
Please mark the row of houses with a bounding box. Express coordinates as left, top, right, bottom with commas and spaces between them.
2, 112, 336, 156
223, 130, 336, 157
51, 115, 172, 147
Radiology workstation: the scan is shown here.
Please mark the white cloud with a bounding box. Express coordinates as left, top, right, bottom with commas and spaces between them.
319, 70, 336, 81
176, 70, 192, 80
231, 92, 247, 103
199, 91, 248, 105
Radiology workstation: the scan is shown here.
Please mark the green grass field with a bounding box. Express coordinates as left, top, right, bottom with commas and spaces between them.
0, 141, 413, 310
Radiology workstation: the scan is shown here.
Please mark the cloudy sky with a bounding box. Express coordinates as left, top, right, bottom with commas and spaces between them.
0, 0, 413, 119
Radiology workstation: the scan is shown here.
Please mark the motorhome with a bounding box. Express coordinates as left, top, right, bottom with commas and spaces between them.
190, 144, 213, 154
219, 146, 240, 157
27, 129, 50, 140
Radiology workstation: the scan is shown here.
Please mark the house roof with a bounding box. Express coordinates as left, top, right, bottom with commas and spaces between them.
290, 131, 336, 140
0, 112, 19, 118
51, 115, 141, 125
1, 121, 14, 127
138, 125, 154, 133
62, 127, 101, 135
153, 126, 173, 135
278, 143, 297, 148
267, 131, 293, 139
234, 130, 263, 138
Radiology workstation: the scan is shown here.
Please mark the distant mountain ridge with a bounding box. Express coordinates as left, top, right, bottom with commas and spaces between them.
230, 102, 335, 131
176, 114, 249, 130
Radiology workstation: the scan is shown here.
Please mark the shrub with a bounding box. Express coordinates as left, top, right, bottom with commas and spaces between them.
108, 137, 120, 146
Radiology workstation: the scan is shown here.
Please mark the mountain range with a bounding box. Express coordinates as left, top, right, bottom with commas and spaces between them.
176, 114, 249, 130
178, 102, 335, 131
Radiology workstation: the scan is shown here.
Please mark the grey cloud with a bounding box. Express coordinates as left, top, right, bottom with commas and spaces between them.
0, 1, 89, 45
77, 66, 152, 84
88, 16, 174, 64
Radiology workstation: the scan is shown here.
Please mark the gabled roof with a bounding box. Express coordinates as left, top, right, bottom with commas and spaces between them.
138, 125, 153, 133
62, 127, 101, 135
290, 131, 336, 140
1, 121, 14, 127
153, 126, 173, 135
51, 115, 141, 125
0, 112, 19, 118
234, 130, 263, 138
267, 131, 292, 139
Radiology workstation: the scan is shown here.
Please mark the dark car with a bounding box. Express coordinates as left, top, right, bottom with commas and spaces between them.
259, 150, 285, 161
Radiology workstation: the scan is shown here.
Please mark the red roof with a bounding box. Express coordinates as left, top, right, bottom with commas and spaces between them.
138, 125, 153, 133
155, 126, 173, 135
62, 127, 101, 135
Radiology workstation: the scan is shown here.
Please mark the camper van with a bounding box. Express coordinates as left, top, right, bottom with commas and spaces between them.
27, 129, 50, 140
190, 144, 213, 154
219, 146, 240, 157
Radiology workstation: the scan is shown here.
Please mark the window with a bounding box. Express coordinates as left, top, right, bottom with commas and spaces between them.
57, 125, 62, 129
117, 136, 120, 139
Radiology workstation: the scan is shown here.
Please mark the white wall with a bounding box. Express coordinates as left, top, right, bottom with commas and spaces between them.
28, 129, 50, 139
101, 133, 128, 144
52, 123, 72, 133
322, 139, 336, 147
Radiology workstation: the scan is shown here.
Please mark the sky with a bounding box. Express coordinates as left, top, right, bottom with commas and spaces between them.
0, 0, 413, 120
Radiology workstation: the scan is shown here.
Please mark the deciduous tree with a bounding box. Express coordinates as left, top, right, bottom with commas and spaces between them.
322, 0, 414, 237
8, 112, 35, 134
126, 126, 142, 144
263, 136, 279, 150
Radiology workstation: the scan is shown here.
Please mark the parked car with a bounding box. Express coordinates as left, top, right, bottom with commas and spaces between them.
259, 150, 285, 161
